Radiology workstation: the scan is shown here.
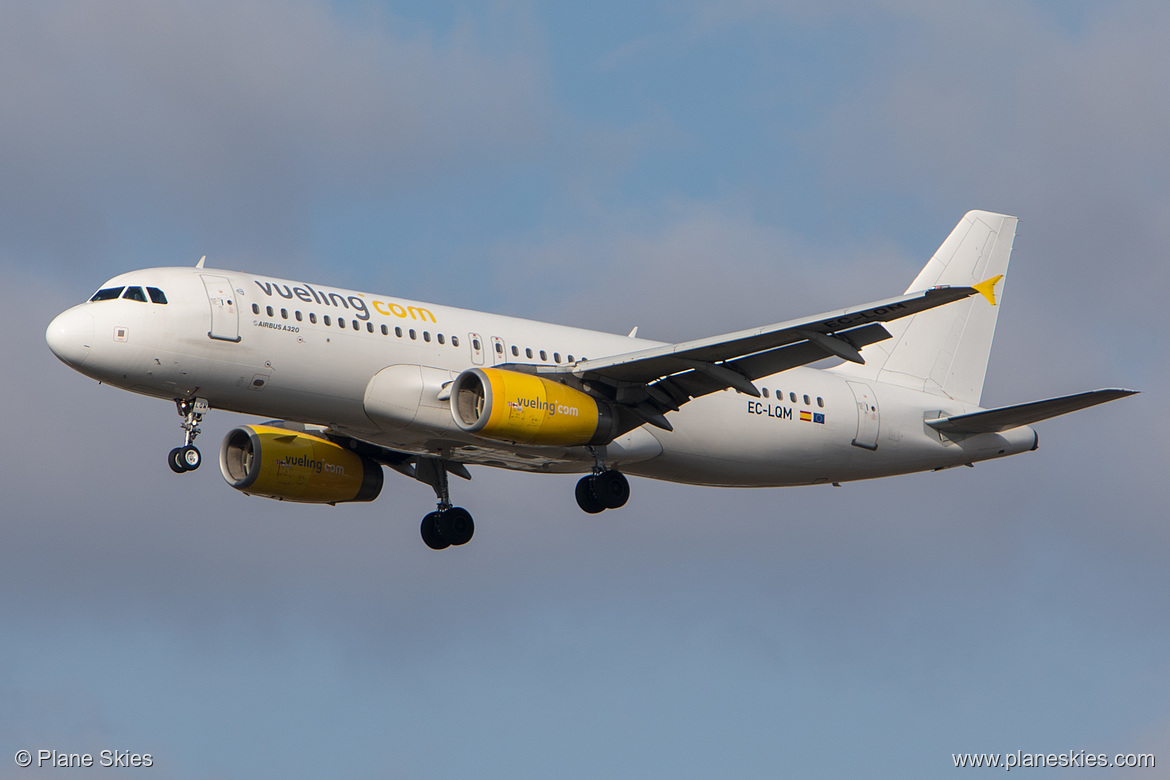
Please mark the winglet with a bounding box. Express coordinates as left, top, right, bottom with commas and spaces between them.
196, 255, 206, 269
973, 274, 1003, 305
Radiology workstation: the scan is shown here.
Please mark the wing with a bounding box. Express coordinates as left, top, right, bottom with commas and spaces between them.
516, 285, 982, 430
926, 388, 1139, 434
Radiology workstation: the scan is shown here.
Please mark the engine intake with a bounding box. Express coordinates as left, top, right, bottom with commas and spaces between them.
451, 367, 615, 446
219, 425, 383, 504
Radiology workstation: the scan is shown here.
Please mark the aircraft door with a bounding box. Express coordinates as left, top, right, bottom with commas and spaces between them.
201, 274, 240, 342
469, 332, 484, 365
490, 336, 506, 365
847, 381, 880, 450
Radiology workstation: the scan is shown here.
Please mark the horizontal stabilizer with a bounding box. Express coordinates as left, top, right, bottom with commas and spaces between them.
926, 388, 1138, 434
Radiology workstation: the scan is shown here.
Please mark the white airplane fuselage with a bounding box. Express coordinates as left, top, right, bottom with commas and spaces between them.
47, 265, 1037, 488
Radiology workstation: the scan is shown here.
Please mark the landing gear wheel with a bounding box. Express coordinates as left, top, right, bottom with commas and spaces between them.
421, 512, 450, 550
575, 475, 606, 514
180, 445, 201, 471
441, 507, 475, 546
171, 398, 207, 475
594, 470, 629, 509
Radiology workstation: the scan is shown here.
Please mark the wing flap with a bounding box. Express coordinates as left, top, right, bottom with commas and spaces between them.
651, 323, 891, 402
926, 388, 1138, 434
538, 285, 977, 389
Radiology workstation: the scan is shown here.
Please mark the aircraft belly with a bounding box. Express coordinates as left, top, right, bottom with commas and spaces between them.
334, 424, 595, 473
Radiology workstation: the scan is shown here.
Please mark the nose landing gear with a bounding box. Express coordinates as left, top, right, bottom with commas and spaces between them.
168, 398, 208, 473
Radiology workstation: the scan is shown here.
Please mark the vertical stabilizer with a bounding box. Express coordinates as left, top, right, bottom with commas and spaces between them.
834, 211, 1017, 405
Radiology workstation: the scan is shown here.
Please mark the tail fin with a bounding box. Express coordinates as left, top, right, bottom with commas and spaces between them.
835, 211, 1018, 404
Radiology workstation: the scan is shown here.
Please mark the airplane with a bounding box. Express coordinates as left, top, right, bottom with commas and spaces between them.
46, 211, 1136, 549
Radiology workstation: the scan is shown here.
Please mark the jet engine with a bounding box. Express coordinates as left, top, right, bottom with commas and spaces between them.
450, 367, 617, 446
219, 425, 383, 504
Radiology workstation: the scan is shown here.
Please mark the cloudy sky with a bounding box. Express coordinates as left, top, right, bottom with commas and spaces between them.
2, 1, 1166, 777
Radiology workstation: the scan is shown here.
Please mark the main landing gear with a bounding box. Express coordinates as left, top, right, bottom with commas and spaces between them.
575, 470, 630, 514
414, 458, 474, 550
168, 398, 208, 473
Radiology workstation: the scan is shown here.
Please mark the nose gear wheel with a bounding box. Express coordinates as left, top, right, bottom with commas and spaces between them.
168, 398, 208, 473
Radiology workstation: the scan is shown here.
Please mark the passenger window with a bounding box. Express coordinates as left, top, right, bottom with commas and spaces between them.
295, 311, 302, 322
817, 397, 824, 408
381, 324, 388, 335
540, 350, 547, 361
409, 329, 416, 340
146, 287, 168, 304
122, 287, 148, 303
423, 331, 431, 342
252, 304, 260, 315
452, 336, 460, 347
762, 388, 769, 398
803, 395, 810, 405
281, 308, 288, 319
789, 392, 797, 403
495, 342, 503, 354
324, 315, 331, 326
395, 327, 403, 337
437, 334, 445, 345
90, 287, 124, 302
366, 322, 373, 333
525, 348, 533, 359
309, 313, 317, 324
266, 306, 274, 317
339, 318, 346, 329
554, 352, 561, 363
352, 319, 360, 330
472, 338, 480, 350
511, 345, 519, 357
567, 355, 574, 363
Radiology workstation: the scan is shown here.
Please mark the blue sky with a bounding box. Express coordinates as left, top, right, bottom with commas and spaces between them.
2, 2, 1167, 777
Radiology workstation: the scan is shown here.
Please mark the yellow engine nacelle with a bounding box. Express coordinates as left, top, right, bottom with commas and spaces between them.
219, 425, 383, 504
450, 367, 616, 446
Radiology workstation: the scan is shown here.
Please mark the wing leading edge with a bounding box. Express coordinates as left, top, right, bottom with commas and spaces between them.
520, 284, 985, 430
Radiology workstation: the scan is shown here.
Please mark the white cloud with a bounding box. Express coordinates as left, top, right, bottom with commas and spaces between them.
0, 0, 549, 266
484, 200, 918, 340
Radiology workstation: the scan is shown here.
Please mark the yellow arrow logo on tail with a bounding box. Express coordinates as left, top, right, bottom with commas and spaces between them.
973, 274, 1004, 306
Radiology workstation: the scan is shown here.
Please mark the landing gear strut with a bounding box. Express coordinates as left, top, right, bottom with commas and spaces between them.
575, 446, 630, 513
415, 457, 474, 550
168, 398, 208, 473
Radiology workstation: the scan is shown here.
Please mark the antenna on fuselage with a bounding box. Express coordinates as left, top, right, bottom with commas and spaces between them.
195, 256, 206, 269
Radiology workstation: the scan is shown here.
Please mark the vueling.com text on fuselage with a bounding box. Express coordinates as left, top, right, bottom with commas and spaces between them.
252, 279, 436, 323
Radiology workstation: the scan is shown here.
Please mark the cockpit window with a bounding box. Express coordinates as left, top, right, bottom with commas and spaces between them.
89, 287, 124, 302
146, 287, 168, 304
122, 286, 148, 303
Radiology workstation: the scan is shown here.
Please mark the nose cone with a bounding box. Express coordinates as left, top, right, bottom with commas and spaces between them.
46, 307, 94, 367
